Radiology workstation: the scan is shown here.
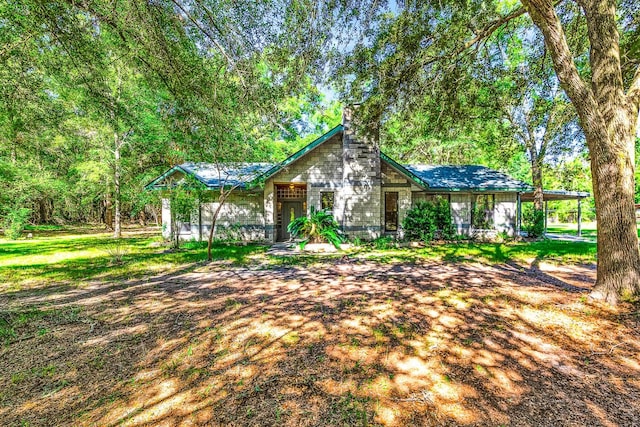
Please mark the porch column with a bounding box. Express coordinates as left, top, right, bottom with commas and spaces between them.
544, 200, 548, 234
577, 198, 582, 237
198, 203, 202, 242
516, 192, 521, 238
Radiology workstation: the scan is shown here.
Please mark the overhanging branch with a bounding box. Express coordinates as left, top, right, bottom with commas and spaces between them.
628, 65, 640, 109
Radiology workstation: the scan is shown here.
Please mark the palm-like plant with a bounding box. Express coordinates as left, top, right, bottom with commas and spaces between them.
287, 206, 345, 249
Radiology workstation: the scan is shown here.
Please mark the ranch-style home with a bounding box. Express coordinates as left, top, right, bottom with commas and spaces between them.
146, 109, 589, 242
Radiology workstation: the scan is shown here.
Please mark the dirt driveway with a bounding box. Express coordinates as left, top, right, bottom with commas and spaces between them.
1, 258, 639, 426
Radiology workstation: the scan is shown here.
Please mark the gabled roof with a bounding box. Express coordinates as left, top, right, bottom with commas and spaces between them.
403, 164, 533, 192
145, 162, 275, 190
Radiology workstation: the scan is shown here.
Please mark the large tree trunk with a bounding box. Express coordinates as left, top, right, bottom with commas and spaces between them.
523, 0, 640, 303
587, 126, 640, 302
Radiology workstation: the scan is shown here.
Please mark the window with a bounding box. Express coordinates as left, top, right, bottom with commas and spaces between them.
385, 192, 399, 231
472, 194, 495, 229
320, 192, 335, 211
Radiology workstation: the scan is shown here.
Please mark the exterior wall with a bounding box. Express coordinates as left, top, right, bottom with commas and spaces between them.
451, 193, 472, 236
410, 191, 517, 237
263, 180, 275, 241
165, 191, 266, 242
267, 133, 344, 238
266, 117, 386, 241
199, 192, 265, 241
494, 192, 517, 235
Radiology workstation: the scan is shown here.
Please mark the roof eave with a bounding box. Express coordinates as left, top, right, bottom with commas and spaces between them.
144, 165, 201, 191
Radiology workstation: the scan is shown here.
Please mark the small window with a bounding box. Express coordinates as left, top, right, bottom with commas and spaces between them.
385, 192, 399, 231
472, 194, 495, 229
321, 192, 335, 211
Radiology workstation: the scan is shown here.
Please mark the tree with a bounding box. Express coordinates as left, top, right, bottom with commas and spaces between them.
309, 0, 640, 303
485, 37, 580, 213
521, 0, 640, 302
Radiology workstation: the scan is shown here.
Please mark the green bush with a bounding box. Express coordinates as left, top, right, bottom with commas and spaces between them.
288, 206, 345, 249
372, 236, 394, 250
2, 207, 31, 239
523, 206, 545, 238
402, 197, 455, 243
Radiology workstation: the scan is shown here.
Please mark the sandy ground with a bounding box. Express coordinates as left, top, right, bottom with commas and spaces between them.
1, 258, 639, 426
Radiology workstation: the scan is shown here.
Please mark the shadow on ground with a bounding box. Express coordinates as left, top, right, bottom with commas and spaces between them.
1, 257, 639, 426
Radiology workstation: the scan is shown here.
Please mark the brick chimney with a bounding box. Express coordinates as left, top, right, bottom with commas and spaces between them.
340, 105, 382, 238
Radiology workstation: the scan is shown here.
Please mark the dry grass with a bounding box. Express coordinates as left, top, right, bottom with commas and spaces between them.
1, 252, 639, 426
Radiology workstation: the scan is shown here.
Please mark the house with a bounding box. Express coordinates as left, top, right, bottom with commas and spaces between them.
146, 109, 589, 242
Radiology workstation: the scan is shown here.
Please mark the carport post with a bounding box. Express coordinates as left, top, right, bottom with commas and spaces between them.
577, 198, 582, 237
516, 192, 521, 238
544, 200, 548, 234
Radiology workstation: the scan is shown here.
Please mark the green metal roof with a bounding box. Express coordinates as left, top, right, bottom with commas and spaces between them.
145, 162, 274, 190
146, 123, 585, 198
402, 164, 534, 192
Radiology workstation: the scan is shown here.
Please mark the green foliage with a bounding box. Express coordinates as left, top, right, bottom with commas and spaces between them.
287, 206, 344, 249
2, 207, 31, 240
471, 195, 495, 230
372, 236, 394, 250
523, 206, 545, 238
402, 198, 455, 243
168, 179, 202, 248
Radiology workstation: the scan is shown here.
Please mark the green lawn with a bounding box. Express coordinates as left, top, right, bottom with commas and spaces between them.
353, 239, 597, 266
0, 229, 268, 291
546, 222, 598, 239
0, 228, 598, 292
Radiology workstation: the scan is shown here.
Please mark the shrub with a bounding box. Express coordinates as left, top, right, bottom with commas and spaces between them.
2, 207, 31, 240
373, 236, 394, 250
402, 197, 455, 243
523, 206, 545, 238
288, 206, 345, 249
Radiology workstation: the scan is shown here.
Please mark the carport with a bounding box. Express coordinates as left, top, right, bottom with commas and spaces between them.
517, 190, 591, 236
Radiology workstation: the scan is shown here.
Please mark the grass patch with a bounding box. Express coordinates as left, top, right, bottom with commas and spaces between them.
0, 230, 268, 291
357, 239, 597, 265
546, 222, 598, 239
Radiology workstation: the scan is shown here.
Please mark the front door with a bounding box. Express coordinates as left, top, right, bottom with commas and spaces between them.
280, 201, 304, 241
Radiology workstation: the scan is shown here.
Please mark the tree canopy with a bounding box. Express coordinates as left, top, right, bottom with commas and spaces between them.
1, 0, 639, 302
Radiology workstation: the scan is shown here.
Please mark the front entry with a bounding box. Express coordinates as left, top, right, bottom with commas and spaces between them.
280, 201, 303, 241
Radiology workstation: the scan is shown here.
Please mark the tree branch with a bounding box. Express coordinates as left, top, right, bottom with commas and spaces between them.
628, 65, 640, 109
521, 0, 602, 138
170, 0, 236, 70
576, 0, 625, 117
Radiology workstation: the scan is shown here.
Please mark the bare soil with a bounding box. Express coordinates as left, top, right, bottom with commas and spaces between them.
1, 258, 639, 426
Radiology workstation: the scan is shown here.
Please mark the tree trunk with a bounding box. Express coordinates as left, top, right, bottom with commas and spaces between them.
207, 192, 227, 261
529, 151, 544, 211
586, 124, 640, 303
113, 132, 122, 238
104, 193, 113, 231
523, 0, 640, 304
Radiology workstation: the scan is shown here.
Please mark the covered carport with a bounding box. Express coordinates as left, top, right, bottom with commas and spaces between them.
517, 190, 591, 236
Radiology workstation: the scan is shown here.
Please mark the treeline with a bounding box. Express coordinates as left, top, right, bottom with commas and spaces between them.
0, 1, 341, 234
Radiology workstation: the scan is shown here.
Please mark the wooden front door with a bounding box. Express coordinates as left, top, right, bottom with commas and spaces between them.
280, 201, 303, 241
